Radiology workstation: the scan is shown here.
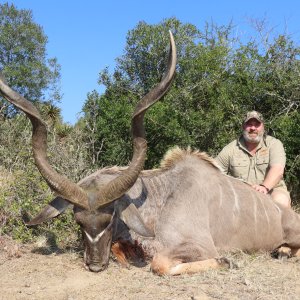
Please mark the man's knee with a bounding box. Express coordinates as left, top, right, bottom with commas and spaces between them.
271, 190, 291, 208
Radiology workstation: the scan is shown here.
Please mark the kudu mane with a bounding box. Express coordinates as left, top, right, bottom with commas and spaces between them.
95, 146, 221, 178
159, 146, 221, 171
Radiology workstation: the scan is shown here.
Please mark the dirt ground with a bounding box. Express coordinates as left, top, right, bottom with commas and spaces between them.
1, 235, 300, 300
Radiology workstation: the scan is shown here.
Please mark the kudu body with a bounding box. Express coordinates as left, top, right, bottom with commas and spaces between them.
73, 147, 300, 275
1, 32, 300, 275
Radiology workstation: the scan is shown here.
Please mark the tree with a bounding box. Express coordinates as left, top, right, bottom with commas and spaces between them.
82, 18, 300, 203
82, 18, 238, 167
0, 3, 61, 118
0, 3, 88, 243
0, 110, 91, 243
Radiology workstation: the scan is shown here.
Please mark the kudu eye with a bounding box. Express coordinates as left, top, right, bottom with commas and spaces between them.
74, 215, 83, 226
76, 220, 83, 227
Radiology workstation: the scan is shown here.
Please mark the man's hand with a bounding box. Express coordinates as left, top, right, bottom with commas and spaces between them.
252, 184, 269, 194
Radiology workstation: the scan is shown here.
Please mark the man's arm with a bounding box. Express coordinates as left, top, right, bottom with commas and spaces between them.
252, 164, 284, 194
253, 138, 286, 194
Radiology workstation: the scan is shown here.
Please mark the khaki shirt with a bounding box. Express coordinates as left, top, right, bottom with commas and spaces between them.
215, 135, 287, 190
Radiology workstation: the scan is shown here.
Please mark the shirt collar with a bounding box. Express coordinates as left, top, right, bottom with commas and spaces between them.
238, 135, 266, 154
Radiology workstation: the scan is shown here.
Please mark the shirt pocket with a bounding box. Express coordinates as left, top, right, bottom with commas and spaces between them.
230, 157, 249, 179
256, 156, 269, 173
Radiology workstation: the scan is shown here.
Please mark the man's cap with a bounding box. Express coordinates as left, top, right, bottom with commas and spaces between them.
243, 111, 264, 123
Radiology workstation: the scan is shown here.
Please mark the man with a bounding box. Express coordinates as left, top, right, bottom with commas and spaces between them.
215, 111, 291, 208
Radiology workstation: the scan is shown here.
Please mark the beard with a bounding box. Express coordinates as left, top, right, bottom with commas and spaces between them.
243, 129, 264, 144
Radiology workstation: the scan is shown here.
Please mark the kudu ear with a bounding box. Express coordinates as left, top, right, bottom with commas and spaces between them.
26, 197, 70, 226
116, 198, 154, 238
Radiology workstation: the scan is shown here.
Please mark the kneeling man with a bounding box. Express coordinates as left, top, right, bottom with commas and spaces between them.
215, 111, 291, 208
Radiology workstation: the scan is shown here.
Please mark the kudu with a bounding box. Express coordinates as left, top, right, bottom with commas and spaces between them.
1, 32, 300, 275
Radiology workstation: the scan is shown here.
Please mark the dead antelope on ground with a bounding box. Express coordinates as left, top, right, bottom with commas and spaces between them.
1, 31, 300, 275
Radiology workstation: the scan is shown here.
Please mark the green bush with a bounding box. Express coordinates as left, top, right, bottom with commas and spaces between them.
0, 114, 90, 246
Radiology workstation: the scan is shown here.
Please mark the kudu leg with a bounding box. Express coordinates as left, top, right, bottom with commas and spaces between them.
279, 209, 300, 258
151, 253, 232, 275
277, 246, 300, 259
291, 248, 300, 257
111, 239, 146, 267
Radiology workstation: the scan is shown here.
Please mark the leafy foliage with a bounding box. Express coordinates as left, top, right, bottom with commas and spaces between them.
82, 18, 300, 203
0, 112, 91, 244
0, 4, 87, 244
0, 3, 61, 118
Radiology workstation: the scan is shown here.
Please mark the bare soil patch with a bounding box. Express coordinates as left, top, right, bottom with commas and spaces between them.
1, 235, 300, 300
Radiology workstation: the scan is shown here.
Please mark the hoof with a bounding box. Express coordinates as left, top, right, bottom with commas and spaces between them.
216, 257, 238, 269
274, 246, 291, 260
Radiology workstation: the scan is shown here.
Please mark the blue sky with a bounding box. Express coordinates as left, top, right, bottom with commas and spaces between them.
5, 0, 300, 124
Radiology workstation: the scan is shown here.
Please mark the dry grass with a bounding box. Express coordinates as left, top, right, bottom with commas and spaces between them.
1, 237, 300, 300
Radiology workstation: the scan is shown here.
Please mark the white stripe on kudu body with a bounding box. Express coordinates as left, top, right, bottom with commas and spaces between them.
226, 178, 240, 214
250, 192, 258, 236
218, 185, 223, 208
262, 197, 270, 233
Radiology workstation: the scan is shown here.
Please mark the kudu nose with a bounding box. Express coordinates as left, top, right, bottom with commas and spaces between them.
88, 263, 107, 272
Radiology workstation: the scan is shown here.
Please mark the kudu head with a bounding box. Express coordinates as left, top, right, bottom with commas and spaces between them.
0, 31, 176, 272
